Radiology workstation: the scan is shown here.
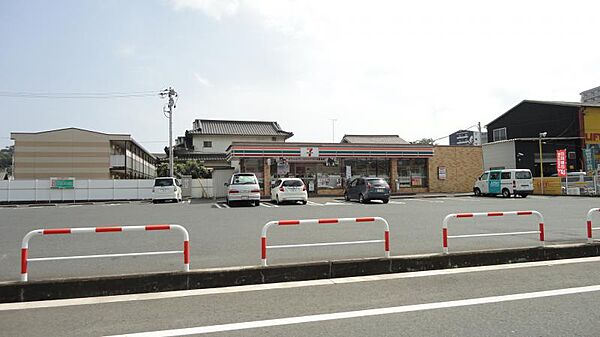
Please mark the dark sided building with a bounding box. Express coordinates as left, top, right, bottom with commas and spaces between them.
485, 100, 585, 177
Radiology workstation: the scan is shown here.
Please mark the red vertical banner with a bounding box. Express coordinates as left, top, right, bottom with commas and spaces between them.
556, 149, 567, 177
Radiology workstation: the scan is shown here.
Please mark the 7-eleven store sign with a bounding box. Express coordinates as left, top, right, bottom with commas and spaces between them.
300, 147, 320, 157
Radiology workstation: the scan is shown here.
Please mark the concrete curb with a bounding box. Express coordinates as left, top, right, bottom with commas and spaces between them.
2, 243, 600, 303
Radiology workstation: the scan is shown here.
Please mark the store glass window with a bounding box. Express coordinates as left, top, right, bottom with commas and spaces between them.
345, 159, 390, 183
317, 159, 343, 190
243, 158, 264, 189
397, 159, 428, 187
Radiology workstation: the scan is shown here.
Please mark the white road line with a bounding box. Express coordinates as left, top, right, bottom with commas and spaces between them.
439, 197, 480, 202
410, 198, 444, 203
213, 203, 223, 209
306, 201, 324, 207
324, 202, 350, 206
4, 256, 600, 312
260, 203, 272, 208
106, 284, 600, 337
221, 203, 230, 209
388, 201, 406, 205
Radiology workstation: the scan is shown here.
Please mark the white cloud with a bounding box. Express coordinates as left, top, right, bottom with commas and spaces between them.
116, 44, 136, 57
171, 0, 600, 143
193, 73, 213, 87
170, 0, 240, 20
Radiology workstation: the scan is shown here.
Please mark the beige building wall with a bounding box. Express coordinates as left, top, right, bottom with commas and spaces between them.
11, 128, 112, 179
428, 145, 483, 193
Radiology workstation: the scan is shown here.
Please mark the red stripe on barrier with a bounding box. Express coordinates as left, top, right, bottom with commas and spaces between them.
539, 223, 545, 242
145, 225, 171, 231
384, 230, 390, 252
487, 212, 503, 217
318, 219, 339, 224
278, 220, 300, 225
95, 227, 122, 233
588, 220, 593, 239
183, 240, 190, 264
21, 248, 27, 274
261, 237, 267, 259
355, 217, 375, 222
442, 228, 448, 247
456, 214, 473, 218
517, 211, 533, 215
43, 228, 71, 235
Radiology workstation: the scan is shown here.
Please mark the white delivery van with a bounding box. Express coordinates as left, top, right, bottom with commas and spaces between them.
473, 169, 533, 198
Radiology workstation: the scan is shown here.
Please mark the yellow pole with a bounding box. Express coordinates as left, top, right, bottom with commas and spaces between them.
539, 137, 544, 195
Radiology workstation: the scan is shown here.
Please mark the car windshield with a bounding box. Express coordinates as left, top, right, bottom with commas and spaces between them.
282, 180, 303, 187
232, 175, 258, 185
515, 171, 532, 179
367, 178, 387, 185
154, 178, 174, 187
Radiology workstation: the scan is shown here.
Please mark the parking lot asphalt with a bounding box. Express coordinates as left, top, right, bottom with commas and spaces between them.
3, 256, 600, 336
0, 195, 598, 282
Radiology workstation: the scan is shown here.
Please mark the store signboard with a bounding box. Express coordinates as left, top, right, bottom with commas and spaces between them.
438, 166, 447, 180
51, 177, 75, 189
345, 166, 352, 180
556, 149, 567, 177
300, 147, 319, 158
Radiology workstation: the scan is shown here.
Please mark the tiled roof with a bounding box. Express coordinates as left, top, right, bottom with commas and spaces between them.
341, 135, 408, 144
188, 119, 293, 138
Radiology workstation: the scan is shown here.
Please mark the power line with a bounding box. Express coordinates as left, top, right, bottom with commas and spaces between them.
0, 90, 161, 99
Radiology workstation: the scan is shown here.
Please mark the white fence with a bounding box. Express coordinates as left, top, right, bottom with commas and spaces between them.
0, 178, 215, 203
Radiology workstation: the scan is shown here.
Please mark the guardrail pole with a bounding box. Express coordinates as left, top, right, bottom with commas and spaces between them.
442, 210, 544, 254
20, 224, 190, 282
587, 208, 600, 243
261, 217, 391, 267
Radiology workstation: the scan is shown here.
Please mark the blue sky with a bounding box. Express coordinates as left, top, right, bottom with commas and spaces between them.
2, 0, 600, 152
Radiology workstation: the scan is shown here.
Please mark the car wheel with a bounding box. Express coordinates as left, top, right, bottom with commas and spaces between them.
359, 194, 365, 204
254, 200, 260, 207
382, 199, 389, 204
520, 193, 528, 198
344, 193, 350, 201
502, 188, 511, 198
152, 200, 157, 204
474, 188, 481, 197
302, 200, 307, 205
275, 195, 280, 205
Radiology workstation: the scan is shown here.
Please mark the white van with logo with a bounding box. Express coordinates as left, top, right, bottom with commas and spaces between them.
473, 169, 533, 198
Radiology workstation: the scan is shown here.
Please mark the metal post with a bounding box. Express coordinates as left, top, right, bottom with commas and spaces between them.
539, 135, 544, 195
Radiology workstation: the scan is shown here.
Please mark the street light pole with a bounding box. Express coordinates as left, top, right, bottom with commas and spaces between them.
539, 132, 547, 195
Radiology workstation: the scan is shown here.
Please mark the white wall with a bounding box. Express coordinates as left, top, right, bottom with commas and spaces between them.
482, 140, 516, 170
0, 178, 218, 203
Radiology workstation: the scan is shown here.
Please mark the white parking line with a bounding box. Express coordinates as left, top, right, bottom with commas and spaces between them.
221, 203, 230, 209
106, 284, 600, 336
260, 203, 274, 208
5, 256, 600, 312
388, 201, 406, 205
306, 201, 324, 207
439, 197, 480, 202
409, 198, 444, 203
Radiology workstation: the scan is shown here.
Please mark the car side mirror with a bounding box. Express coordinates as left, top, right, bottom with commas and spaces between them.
478, 177, 481, 181
224, 182, 229, 187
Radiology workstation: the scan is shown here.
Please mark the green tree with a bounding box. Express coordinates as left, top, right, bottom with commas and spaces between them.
0, 146, 14, 174
412, 138, 435, 145
156, 160, 209, 179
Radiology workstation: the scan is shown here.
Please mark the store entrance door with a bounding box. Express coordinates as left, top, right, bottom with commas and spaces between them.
292, 163, 318, 196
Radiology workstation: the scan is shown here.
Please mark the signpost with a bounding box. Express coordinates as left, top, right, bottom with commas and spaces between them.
50, 177, 75, 189
556, 149, 567, 194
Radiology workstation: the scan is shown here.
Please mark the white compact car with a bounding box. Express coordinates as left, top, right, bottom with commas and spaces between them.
225, 173, 261, 207
152, 177, 182, 203
270, 178, 308, 205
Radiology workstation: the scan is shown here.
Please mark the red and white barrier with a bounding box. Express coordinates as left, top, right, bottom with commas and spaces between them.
20, 224, 190, 282
586, 208, 600, 243
442, 210, 544, 254
260, 217, 391, 266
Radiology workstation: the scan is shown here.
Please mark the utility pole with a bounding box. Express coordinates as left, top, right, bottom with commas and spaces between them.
539, 132, 547, 195
160, 87, 178, 177
331, 119, 337, 143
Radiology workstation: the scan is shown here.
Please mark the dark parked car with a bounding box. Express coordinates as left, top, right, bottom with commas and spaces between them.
344, 177, 390, 203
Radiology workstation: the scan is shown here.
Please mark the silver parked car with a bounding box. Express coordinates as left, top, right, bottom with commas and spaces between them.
225, 173, 261, 206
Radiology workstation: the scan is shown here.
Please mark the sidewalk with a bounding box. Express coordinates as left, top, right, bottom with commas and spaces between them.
390, 192, 474, 199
